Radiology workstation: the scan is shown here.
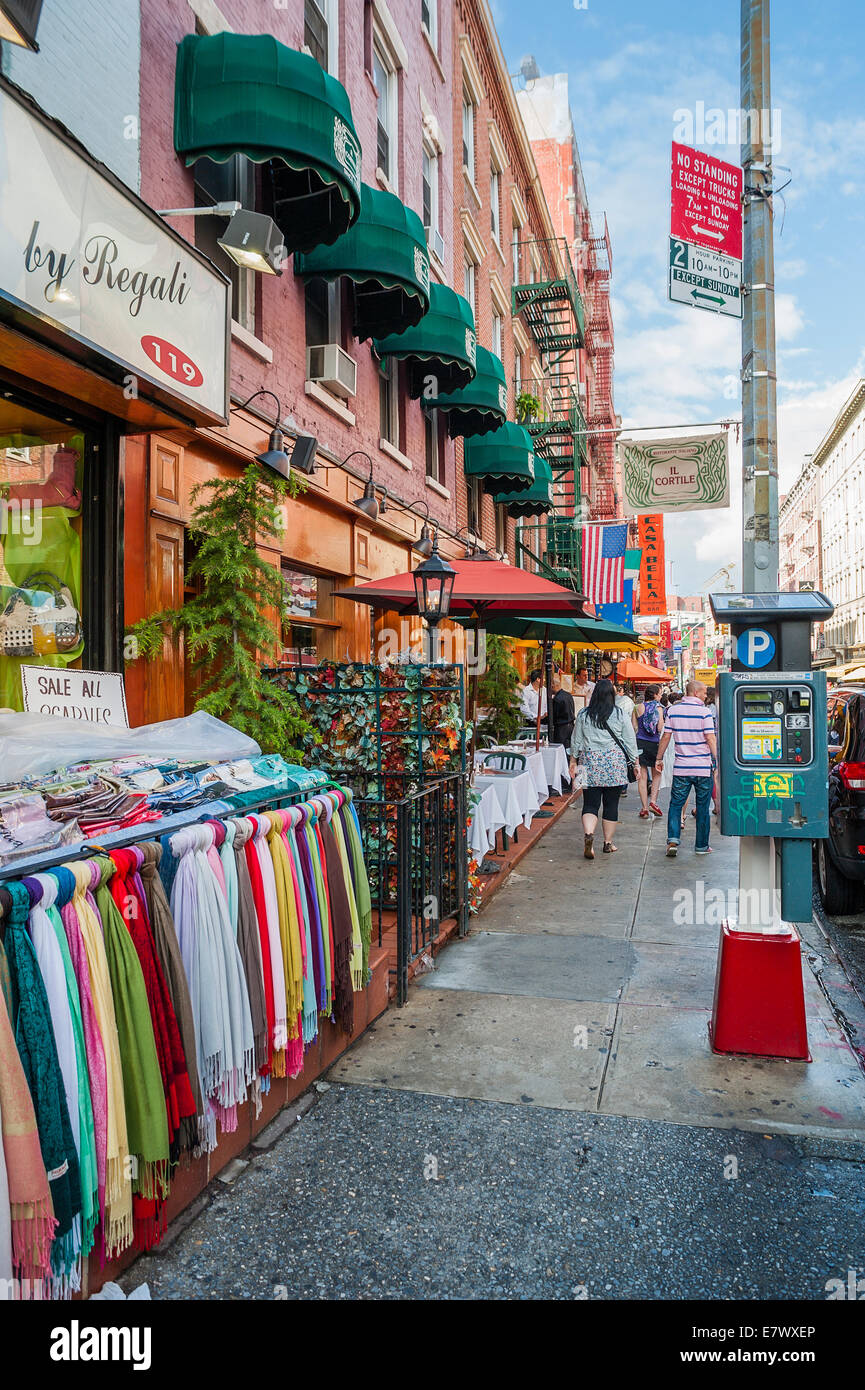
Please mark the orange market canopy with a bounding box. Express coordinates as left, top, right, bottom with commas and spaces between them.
615, 657, 670, 682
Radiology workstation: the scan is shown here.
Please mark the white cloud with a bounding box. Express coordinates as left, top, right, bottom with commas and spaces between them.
775, 293, 804, 341
777, 258, 807, 280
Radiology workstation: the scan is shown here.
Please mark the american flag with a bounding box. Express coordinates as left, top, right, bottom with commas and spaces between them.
581, 521, 627, 605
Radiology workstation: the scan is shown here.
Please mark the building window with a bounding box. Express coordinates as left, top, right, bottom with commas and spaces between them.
468, 477, 482, 536
374, 43, 397, 188
462, 95, 475, 179
495, 502, 508, 556
464, 259, 476, 315
305, 276, 340, 348
421, 0, 437, 47
512, 224, 521, 281
492, 311, 503, 359
422, 142, 439, 239
379, 359, 400, 448
514, 350, 522, 402
194, 154, 256, 333
282, 566, 337, 665
490, 167, 501, 244
304, 0, 329, 69
425, 409, 445, 486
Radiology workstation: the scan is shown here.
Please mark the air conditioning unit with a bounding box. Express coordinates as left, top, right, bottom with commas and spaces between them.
307, 344, 357, 400
425, 227, 446, 264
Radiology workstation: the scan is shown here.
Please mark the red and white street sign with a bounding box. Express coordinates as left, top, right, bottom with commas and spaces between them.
671, 142, 743, 260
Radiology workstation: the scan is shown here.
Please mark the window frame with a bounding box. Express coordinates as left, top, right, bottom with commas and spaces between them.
193, 153, 256, 335
462, 93, 475, 181
422, 139, 440, 240
425, 407, 446, 486
374, 37, 399, 191
463, 258, 476, 317
490, 166, 501, 246
379, 358, 401, 449
421, 0, 437, 48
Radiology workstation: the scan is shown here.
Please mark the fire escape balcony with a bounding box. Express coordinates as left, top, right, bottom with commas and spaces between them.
512, 237, 585, 353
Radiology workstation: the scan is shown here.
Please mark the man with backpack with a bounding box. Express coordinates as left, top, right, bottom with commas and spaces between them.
635, 684, 664, 818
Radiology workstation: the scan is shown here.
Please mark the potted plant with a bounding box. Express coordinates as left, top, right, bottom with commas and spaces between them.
516, 390, 543, 425
127, 463, 313, 758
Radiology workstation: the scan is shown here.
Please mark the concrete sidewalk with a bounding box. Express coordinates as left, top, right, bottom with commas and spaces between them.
332, 791, 865, 1140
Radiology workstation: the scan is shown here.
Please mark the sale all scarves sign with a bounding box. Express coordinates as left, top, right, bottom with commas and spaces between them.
638, 514, 667, 616
621, 433, 730, 514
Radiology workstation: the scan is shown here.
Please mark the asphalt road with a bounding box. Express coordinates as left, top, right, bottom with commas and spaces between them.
126, 1083, 865, 1302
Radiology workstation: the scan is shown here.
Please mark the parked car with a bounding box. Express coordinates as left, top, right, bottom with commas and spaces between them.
817, 685, 865, 914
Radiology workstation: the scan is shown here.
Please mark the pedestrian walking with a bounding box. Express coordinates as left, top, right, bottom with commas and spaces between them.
551, 672, 576, 752
635, 683, 664, 819
654, 680, 717, 857
569, 677, 638, 859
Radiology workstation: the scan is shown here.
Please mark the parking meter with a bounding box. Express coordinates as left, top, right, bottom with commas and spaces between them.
710, 591, 834, 925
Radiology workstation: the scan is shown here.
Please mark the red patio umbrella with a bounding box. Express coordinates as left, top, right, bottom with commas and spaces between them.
336, 555, 595, 757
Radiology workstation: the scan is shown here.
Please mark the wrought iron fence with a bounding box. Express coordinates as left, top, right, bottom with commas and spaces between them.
350, 772, 469, 1005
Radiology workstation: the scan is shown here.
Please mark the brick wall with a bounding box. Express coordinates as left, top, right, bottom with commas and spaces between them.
139, 0, 459, 534
2, 0, 141, 190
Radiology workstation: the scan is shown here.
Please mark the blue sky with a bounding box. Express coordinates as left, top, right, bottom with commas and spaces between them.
493, 0, 865, 594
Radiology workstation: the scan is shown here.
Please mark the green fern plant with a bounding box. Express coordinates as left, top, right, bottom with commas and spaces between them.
127, 462, 315, 759
475, 634, 522, 743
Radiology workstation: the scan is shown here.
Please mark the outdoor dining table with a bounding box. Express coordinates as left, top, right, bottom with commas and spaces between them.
476, 742, 572, 796
471, 766, 541, 838
474, 747, 549, 801
468, 782, 506, 859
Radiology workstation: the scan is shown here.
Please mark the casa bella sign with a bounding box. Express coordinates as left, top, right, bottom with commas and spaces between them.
0, 83, 229, 423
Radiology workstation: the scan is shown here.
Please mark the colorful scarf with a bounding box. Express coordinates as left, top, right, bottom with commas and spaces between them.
1, 880, 81, 1290
265, 811, 304, 1077
249, 815, 288, 1074
62, 860, 133, 1260
0, 982, 55, 1295
22, 875, 85, 1291
230, 819, 269, 1077
318, 817, 356, 1036
325, 800, 364, 991
241, 821, 276, 1081
341, 794, 373, 979
137, 841, 202, 1157
283, 808, 319, 1046
91, 856, 170, 1250
108, 848, 196, 1165
36, 873, 98, 1264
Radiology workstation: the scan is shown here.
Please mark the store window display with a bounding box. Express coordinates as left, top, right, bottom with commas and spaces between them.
0, 398, 92, 709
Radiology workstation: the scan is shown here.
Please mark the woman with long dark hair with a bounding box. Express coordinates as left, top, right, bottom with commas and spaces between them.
568, 677, 638, 858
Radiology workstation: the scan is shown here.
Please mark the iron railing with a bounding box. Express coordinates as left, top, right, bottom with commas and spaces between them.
350, 772, 469, 1005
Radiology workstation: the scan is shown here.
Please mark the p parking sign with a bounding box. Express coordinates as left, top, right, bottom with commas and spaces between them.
735, 627, 776, 669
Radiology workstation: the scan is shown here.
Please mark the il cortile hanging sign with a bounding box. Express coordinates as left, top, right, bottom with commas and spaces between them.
621, 432, 730, 514
0, 82, 229, 424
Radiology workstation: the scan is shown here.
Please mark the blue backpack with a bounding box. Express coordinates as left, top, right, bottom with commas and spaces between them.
637, 700, 660, 740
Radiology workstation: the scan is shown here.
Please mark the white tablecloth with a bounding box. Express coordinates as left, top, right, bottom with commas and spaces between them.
538, 742, 571, 792
472, 768, 541, 834
468, 783, 506, 858
475, 748, 548, 800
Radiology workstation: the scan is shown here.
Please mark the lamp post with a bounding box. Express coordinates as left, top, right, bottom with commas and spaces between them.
412, 530, 456, 664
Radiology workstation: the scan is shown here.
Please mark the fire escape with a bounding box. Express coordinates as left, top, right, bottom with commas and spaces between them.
511, 236, 588, 589
584, 217, 618, 520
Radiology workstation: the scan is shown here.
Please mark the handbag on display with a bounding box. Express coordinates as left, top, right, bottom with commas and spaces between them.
0, 569, 82, 656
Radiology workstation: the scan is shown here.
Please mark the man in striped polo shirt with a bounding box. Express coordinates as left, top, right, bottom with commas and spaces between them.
654, 680, 717, 857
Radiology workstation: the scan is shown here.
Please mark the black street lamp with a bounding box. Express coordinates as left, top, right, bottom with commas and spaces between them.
412, 529, 456, 663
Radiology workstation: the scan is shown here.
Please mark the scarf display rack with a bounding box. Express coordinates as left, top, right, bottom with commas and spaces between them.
0, 780, 372, 1300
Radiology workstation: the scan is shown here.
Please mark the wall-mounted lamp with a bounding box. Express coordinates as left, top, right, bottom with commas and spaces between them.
345, 453, 383, 521
412, 500, 434, 559
232, 390, 293, 479
158, 202, 286, 275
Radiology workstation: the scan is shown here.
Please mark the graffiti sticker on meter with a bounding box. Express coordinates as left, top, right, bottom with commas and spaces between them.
741, 717, 783, 760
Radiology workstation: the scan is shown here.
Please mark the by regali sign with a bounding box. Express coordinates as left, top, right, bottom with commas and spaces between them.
621, 433, 730, 514
21, 666, 129, 727
0, 84, 229, 422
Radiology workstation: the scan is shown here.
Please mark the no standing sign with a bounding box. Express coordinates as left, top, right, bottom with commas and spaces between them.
670, 142, 743, 260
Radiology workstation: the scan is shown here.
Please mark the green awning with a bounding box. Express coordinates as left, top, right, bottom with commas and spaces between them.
174, 33, 362, 256
295, 183, 430, 340
373, 283, 476, 398
464, 422, 536, 495
423, 346, 507, 437
493, 456, 553, 516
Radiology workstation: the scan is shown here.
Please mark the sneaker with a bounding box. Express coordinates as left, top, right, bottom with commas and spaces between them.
666, 842, 678, 857
695, 846, 713, 855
